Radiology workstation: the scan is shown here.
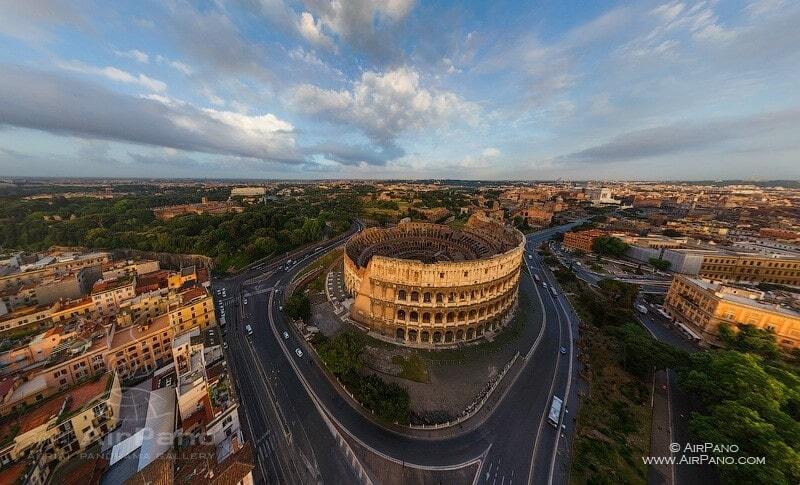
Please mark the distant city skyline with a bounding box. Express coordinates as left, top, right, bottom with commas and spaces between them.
1, 1, 799, 180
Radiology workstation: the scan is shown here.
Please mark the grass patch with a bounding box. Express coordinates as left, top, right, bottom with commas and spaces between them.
391, 354, 429, 383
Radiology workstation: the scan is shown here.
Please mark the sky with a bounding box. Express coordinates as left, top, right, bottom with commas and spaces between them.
0, 0, 798, 181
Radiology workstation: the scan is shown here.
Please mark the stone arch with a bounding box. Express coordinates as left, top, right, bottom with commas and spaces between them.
477, 325, 484, 336
445, 331, 454, 342
397, 309, 406, 321
468, 309, 477, 320
423, 292, 431, 303
411, 291, 419, 302
478, 307, 486, 317
448, 292, 456, 303
446, 312, 455, 323
456, 329, 465, 340
467, 327, 475, 339
421, 331, 430, 342
395, 328, 405, 340
458, 311, 466, 322
398, 289, 407, 301
408, 329, 418, 342
410, 311, 419, 322
433, 331, 442, 343
422, 312, 431, 323
435, 292, 444, 303
434, 313, 443, 324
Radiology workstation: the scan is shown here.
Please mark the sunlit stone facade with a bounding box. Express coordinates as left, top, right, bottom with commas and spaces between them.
344, 213, 525, 347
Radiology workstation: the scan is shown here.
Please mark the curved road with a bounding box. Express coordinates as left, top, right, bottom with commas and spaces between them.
218, 221, 584, 484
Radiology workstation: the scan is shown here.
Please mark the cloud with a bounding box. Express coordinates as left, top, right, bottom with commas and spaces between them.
309, 141, 405, 166
113, 49, 149, 63
560, 108, 800, 163
298, 11, 334, 50
56, 59, 167, 92
155, 55, 193, 76
165, 1, 273, 82
0, 0, 88, 41
0, 65, 302, 163
290, 67, 477, 145
305, 0, 415, 59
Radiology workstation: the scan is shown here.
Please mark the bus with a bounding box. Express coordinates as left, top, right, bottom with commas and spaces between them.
548, 396, 563, 427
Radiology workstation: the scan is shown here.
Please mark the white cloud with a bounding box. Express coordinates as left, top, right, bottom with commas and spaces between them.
298, 11, 334, 50
56, 60, 167, 92
290, 67, 477, 144
113, 48, 149, 63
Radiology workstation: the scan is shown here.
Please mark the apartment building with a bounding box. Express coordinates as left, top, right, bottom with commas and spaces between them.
0, 304, 51, 333
91, 276, 136, 316
664, 275, 800, 348
563, 229, 606, 252
0, 372, 121, 479
698, 253, 800, 286
0, 252, 109, 293
168, 286, 216, 335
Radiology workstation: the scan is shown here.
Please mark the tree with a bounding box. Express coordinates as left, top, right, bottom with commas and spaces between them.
284, 292, 311, 322
678, 350, 800, 484
718, 324, 781, 360
318, 332, 365, 375
648, 257, 671, 271
592, 236, 630, 257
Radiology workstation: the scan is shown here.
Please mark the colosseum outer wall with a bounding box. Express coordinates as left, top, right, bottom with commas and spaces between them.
344, 219, 525, 347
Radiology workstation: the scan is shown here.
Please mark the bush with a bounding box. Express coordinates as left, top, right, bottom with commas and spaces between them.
648, 257, 671, 271
284, 292, 311, 322
592, 236, 630, 257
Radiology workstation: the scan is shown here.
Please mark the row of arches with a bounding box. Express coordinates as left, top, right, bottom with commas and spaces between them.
394, 273, 518, 306
394, 293, 514, 325
394, 319, 506, 343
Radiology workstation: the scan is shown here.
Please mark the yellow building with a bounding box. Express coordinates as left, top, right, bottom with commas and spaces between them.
698, 253, 800, 286
0, 372, 121, 469
664, 275, 800, 348
168, 287, 216, 334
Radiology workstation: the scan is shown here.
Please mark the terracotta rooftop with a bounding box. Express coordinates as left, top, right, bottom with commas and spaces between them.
0, 372, 111, 434
110, 314, 170, 350
92, 276, 134, 294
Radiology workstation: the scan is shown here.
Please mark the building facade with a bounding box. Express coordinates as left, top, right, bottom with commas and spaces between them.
563, 229, 605, 252
664, 275, 800, 348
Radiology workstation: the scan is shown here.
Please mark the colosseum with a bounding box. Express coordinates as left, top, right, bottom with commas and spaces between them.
344, 213, 525, 347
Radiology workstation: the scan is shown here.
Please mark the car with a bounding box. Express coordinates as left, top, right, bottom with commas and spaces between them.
283, 331, 289, 339
560, 346, 567, 354
246, 324, 253, 335
223, 342, 228, 349
295, 348, 303, 357
542, 282, 548, 288
279, 306, 283, 311
243, 298, 248, 305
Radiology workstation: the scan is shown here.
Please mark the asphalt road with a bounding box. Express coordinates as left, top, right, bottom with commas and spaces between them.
219, 221, 587, 484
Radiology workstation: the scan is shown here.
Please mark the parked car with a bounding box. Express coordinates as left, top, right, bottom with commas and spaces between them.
295, 348, 303, 357
283, 331, 289, 339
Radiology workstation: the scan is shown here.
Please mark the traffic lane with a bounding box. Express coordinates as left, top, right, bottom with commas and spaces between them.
527, 260, 571, 485
226, 329, 281, 483
476, 273, 561, 484
248, 294, 359, 484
